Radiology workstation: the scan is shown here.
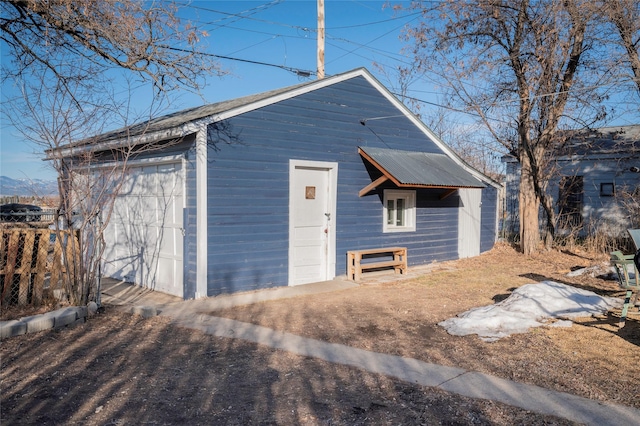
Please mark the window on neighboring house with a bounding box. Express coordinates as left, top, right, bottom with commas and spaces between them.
383, 190, 416, 232
558, 176, 584, 230
600, 182, 615, 197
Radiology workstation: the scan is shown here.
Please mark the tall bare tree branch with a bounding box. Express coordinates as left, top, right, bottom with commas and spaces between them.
1, 0, 222, 96
1, 0, 224, 305
602, 0, 640, 96
401, 0, 629, 254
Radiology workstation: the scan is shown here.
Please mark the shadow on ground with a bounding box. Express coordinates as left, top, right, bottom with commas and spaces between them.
0, 307, 578, 426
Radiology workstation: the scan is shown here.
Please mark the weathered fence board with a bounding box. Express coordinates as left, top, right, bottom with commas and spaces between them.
0, 229, 79, 307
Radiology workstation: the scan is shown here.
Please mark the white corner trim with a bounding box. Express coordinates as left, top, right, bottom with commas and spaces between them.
196, 126, 208, 298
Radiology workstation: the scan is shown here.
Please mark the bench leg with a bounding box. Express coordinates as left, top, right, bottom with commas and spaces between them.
347, 252, 355, 281
394, 251, 407, 275
620, 289, 633, 327
354, 253, 362, 281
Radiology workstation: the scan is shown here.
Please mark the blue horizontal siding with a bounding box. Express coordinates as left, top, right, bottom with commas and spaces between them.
205, 76, 490, 295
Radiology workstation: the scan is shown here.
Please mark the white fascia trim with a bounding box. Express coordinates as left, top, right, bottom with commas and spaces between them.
195, 125, 208, 299
86, 154, 185, 170
52, 70, 370, 158
210, 69, 369, 123
49, 126, 196, 159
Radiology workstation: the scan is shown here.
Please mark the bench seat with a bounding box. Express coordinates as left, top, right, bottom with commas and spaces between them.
347, 247, 407, 281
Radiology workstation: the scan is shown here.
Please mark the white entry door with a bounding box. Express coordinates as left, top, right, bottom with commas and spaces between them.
103, 162, 184, 297
289, 160, 337, 286
458, 188, 481, 258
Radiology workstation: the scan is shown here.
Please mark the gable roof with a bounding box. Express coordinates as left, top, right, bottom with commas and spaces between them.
50, 69, 371, 154
555, 125, 640, 158
503, 124, 640, 163
91, 83, 313, 143
48, 67, 500, 189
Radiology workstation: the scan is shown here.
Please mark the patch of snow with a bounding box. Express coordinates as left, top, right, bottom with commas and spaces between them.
438, 281, 622, 342
566, 266, 595, 277
566, 263, 615, 278
549, 319, 574, 328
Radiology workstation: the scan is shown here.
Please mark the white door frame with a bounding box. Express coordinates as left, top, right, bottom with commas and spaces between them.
288, 159, 338, 285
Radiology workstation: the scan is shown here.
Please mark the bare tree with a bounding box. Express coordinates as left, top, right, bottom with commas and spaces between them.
401, 0, 626, 254
373, 62, 504, 179
1, 0, 222, 305
602, 0, 640, 97
1, 0, 221, 99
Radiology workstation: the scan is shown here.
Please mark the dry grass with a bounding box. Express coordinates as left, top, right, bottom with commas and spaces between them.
209, 243, 640, 409
1, 242, 638, 425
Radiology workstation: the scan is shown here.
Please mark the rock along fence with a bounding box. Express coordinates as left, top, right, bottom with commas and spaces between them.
0, 306, 88, 339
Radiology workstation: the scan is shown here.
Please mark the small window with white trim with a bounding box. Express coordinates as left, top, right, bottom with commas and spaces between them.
383, 190, 416, 232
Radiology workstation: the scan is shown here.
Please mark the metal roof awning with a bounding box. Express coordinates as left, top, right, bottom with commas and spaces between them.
358, 146, 485, 197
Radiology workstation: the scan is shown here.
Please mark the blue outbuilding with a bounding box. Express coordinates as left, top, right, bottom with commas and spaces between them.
69, 68, 501, 299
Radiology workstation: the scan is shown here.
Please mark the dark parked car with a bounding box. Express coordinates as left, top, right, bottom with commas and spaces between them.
0, 203, 43, 222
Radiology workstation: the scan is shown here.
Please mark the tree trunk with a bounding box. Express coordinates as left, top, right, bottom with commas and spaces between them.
519, 154, 540, 255
540, 192, 556, 250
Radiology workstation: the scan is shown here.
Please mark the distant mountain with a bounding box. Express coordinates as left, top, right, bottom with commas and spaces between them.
0, 176, 58, 197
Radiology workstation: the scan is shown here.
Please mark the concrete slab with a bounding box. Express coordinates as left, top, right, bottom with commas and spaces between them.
20, 311, 57, 333
167, 314, 640, 426
100, 278, 182, 308
54, 307, 86, 327
160, 278, 359, 318
440, 371, 640, 425
0, 320, 26, 339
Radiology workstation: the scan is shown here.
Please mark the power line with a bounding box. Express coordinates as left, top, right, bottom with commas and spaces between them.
178, 0, 422, 66
391, 91, 511, 124
163, 43, 503, 122
178, 0, 286, 28
162, 45, 315, 78
324, 11, 423, 30
195, 20, 412, 67
180, 1, 421, 32
327, 15, 420, 66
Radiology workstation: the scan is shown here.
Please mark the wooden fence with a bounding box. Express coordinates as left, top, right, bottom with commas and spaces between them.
0, 228, 79, 307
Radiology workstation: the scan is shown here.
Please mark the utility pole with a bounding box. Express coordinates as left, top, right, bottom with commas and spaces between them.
317, 0, 325, 79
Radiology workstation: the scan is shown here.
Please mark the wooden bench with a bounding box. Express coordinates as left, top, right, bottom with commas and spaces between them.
347, 247, 407, 281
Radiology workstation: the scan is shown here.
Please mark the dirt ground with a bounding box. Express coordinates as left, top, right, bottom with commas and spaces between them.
1, 243, 639, 425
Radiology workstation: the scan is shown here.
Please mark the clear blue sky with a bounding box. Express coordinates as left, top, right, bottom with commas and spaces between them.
1, 0, 639, 181
1, 0, 425, 180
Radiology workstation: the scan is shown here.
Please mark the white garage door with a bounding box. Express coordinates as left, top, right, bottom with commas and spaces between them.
103, 162, 184, 297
